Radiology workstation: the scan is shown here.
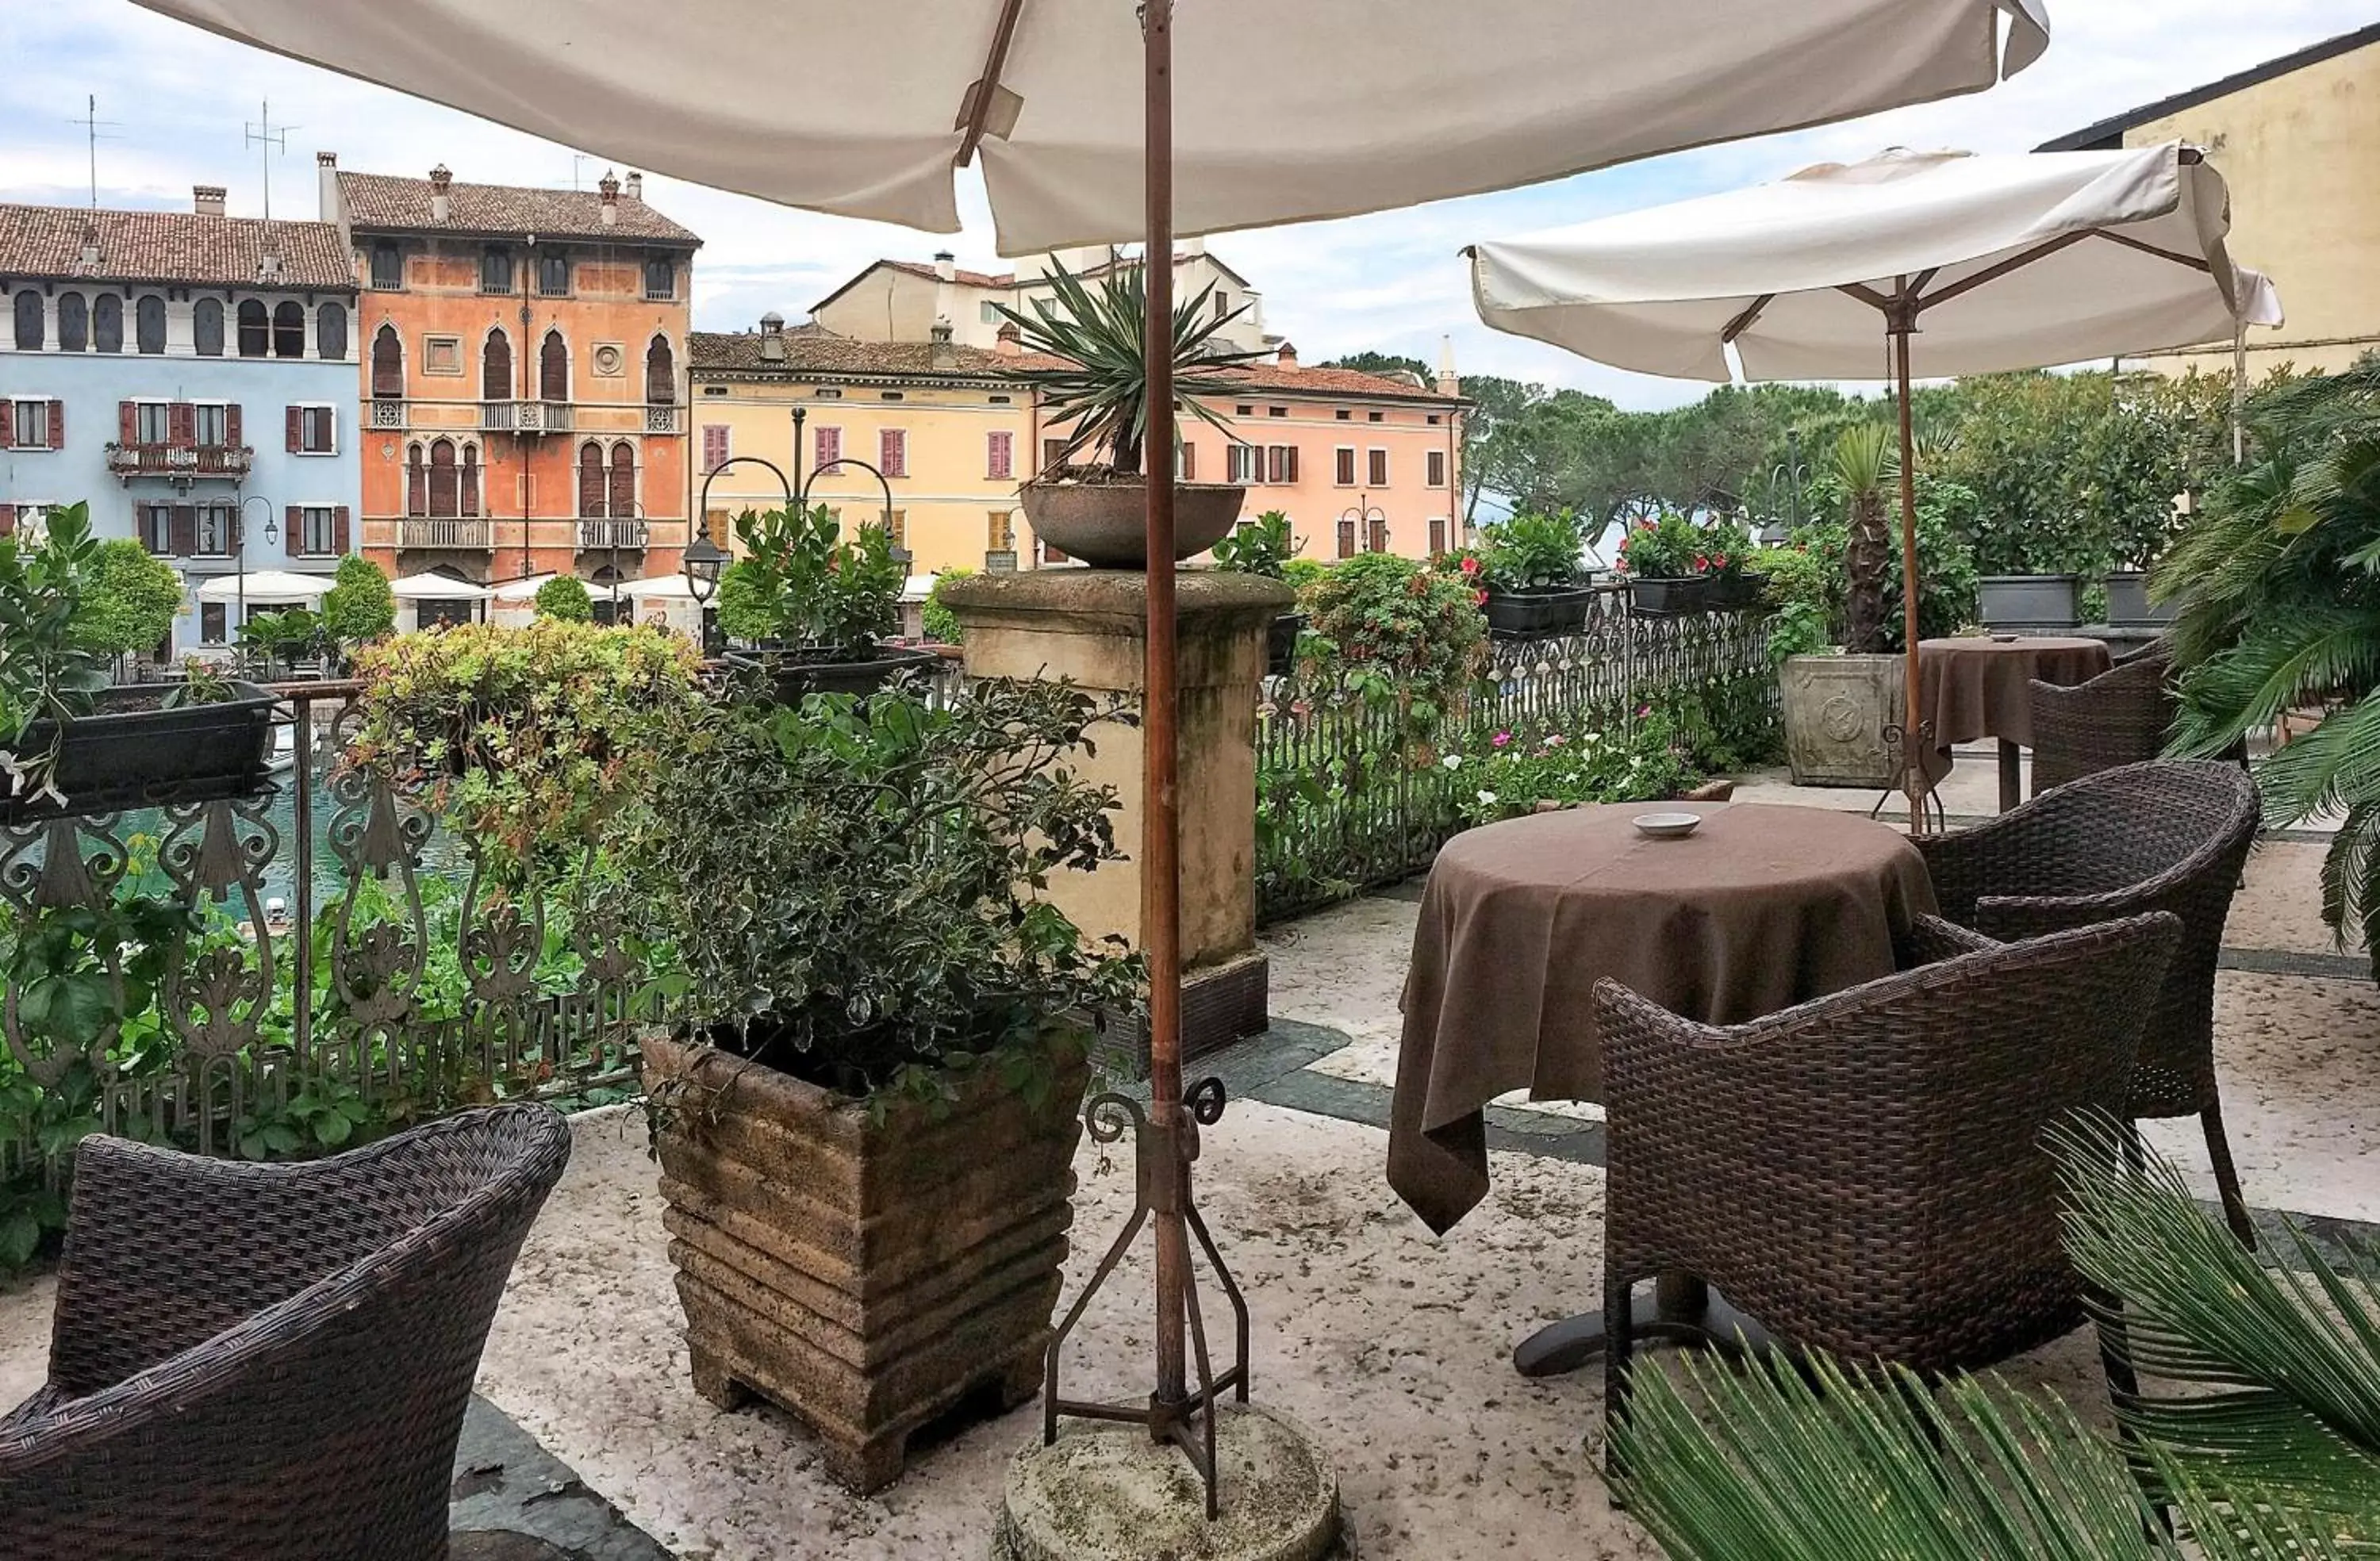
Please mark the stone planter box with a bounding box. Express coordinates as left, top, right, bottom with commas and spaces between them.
1977, 574, 2082, 632
641, 1029, 1090, 1493
1780, 652, 1905, 788
2103, 570, 2176, 629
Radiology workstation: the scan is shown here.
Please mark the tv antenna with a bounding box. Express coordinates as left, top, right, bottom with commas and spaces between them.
244, 99, 298, 224
571, 153, 597, 191
66, 96, 123, 208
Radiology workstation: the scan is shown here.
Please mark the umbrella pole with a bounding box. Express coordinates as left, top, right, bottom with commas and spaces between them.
1892, 316, 1925, 834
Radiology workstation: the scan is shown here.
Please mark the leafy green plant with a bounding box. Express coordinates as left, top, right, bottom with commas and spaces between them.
1211, 510, 1299, 578
1833, 422, 1897, 653
1296, 553, 1488, 745
321, 554, 397, 645
532, 573, 593, 623
1280, 558, 1328, 592
1614, 1114, 2380, 1559
1449, 714, 1698, 826
1482, 510, 1586, 592
75, 539, 182, 664
237, 605, 332, 668
1698, 518, 1758, 582
1616, 513, 1703, 579
604, 678, 1142, 1103
921, 566, 975, 646
714, 504, 903, 654
1763, 543, 1837, 665
0, 502, 109, 806
1794, 474, 1980, 652
995, 259, 1265, 476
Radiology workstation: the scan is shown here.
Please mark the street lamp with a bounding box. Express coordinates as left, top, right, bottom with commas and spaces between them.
1339, 495, 1388, 558
236, 493, 281, 644
1762, 429, 1806, 547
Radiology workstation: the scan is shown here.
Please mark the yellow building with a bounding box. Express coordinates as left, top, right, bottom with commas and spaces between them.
2041, 21, 2380, 376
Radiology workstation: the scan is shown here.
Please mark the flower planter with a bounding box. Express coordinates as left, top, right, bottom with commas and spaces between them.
642, 1028, 1090, 1494
724, 645, 943, 704
1977, 574, 2082, 633
1266, 610, 1305, 677
0, 681, 277, 824
1779, 652, 1905, 788
1015, 478, 1244, 569
1628, 576, 1710, 618
2102, 570, 2176, 629
1484, 584, 1595, 639
1706, 571, 1770, 610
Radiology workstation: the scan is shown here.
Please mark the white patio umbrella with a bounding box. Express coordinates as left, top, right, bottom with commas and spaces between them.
193, 570, 326, 604
387, 571, 489, 600
1469, 141, 2282, 824
134, 0, 2056, 1492
605, 573, 697, 600
486, 573, 557, 602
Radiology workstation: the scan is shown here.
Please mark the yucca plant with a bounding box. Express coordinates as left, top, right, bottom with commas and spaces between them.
994, 258, 1267, 476
1614, 1114, 2380, 1559
1833, 423, 1897, 654
2159, 362, 2380, 974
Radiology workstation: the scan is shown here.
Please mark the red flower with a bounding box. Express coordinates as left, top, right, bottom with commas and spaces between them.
1460, 555, 1481, 577
1473, 589, 1489, 606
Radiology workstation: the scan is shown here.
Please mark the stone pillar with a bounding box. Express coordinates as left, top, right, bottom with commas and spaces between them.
940, 569, 1292, 1073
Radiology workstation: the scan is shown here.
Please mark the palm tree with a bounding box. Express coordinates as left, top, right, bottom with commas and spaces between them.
1832, 424, 1896, 654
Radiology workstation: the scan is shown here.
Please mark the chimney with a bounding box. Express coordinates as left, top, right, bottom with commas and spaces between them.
428, 163, 453, 222
193, 185, 227, 218
933, 250, 957, 282
315, 151, 340, 224
759, 311, 786, 362
78, 224, 102, 270
931, 317, 957, 370
624, 171, 643, 202
1436, 333, 1460, 397
1276, 340, 1299, 370
995, 320, 1023, 359
597, 171, 620, 226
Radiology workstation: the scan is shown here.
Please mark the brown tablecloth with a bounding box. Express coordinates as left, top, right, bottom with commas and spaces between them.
1915, 636, 2111, 784
1388, 802, 1935, 1233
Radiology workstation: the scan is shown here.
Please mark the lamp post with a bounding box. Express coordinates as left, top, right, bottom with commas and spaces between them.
236, 493, 280, 645
1763, 429, 1806, 547
1339, 495, 1388, 557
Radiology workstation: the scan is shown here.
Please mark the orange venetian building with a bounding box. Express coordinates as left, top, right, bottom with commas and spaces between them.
320, 155, 699, 593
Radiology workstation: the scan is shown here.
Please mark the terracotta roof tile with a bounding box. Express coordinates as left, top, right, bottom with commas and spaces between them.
0, 203, 353, 290
338, 171, 700, 245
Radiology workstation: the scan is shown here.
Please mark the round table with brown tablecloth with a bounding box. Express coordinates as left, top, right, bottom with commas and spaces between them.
1915, 635, 2113, 808
1388, 801, 1936, 1237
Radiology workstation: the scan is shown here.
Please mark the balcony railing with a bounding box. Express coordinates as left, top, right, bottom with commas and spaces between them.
368, 399, 406, 428
104, 443, 253, 481
643, 405, 681, 435
578, 518, 650, 551
397, 519, 496, 550
482, 401, 574, 435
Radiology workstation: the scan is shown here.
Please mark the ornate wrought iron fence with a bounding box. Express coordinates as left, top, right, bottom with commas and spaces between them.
1256, 587, 1775, 922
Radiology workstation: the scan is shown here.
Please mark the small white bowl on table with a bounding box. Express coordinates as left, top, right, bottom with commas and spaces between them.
1630, 811, 1702, 840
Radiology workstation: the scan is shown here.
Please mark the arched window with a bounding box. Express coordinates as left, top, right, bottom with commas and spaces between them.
644, 334, 674, 404
461, 442, 482, 518
135, 295, 166, 354
608, 441, 637, 519
481, 328, 512, 402
577, 442, 606, 518
405, 443, 428, 516
539, 330, 567, 402
11, 292, 40, 351
316, 301, 347, 361
92, 293, 123, 353
236, 299, 269, 357
193, 297, 224, 356
56, 291, 87, 351
428, 438, 459, 519
272, 301, 305, 358
371, 324, 402, 398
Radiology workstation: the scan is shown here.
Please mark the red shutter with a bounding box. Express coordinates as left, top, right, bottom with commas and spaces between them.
816, 425, 840, 469
701, 424, 727, 472
117, 400, 135, 445
987, 430, 1012, 480
0, 504, 14, 537
171, 503, 196, 557
1369, 449, 1388, 486
334, 505, 351, 554
286, 505, 301, 558
46, 400, 62, 451
1287, 447, 1300, 484
168, 401, 194, 447
880, 428, 905, 478
286, 406, 301, 452
224, 403, 241, 451
1181, 442, 1196, 481
0, 401, 12, 449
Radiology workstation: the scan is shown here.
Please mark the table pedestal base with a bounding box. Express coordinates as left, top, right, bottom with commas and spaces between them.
1513, 1274, 1774, 1379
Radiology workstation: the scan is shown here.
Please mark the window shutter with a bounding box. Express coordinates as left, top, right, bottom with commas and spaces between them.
987, 430, 1012, 480
1286, 447, 1300, 483
816, 425, 840, 469
171, 503, 196, 557
1181, 442, 1196, 481
283, 505, 299, 557
407, 458, 427, 516
335, 505, 351, 554
0, 401, 12, 450
286, 406, 301, 452
47, 400, 62, 450
1265, 446, 1282, 485
1335, 448, 1354, 485
1369, 449, 1388, 486
119, 401, 135, 444
223, 403, 241, 451
881, 428, 905, 478
0, 504, 13, 537
168, 401, 194, 447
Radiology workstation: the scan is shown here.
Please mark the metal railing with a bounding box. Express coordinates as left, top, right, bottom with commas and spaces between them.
396, 518, 496, 549
1255, 586, 1775, 922
103, 443, 253, 479
481, 401, 575, 435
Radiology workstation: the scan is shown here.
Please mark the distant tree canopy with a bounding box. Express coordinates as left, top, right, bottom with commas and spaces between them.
1319, 350, 1434, 384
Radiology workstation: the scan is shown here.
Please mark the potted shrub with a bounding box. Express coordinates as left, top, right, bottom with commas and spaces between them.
1763, 541, 1902, 789
1617, 513, 1710, 616
1480, 510, 1594, 637
0, 503, 274, 822
1211, 508, 1305, 674
997, 261, 1264, 568
610, 678, 1141, 1493
713, 502, 937, 700
236, 605, 333, 679
1977, 569, 2083, 632
1699, 518, 1769, 608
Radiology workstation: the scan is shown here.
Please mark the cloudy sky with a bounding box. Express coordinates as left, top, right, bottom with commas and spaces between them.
1, 2, 2358, 408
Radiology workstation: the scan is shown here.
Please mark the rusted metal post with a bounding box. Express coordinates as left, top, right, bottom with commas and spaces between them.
1891, 306, 1924, 835
1141, 0, 1189, 1420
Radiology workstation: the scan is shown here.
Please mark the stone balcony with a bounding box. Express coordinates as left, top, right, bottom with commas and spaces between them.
103, 442, 252, 481
479, 400, 575, 435
397, 518, 497, 550
577, 518, 650, 552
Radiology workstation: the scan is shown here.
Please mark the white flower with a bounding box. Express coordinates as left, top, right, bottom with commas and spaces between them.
1441, 754, 1463, 770
1476, 790, 1497, 806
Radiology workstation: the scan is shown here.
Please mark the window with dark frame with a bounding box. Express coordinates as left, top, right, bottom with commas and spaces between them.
370, 243, 404, 290
316, 301, 347, 361
93, 293, 123, 353
539, 331, 567, 401
482, 328, 512, 402
192, 405, 228, 447
10, 400, 51, 448
201, 601, 226, 643
236, 300, 268, 357
643, 256, 674, 301
272, 301, 305, 358
300, 506, 340, 556
1368, 448, 1389, 486
1426, 449, 1447, 487
57, 292, 86, 351
13, 291, 43, 350
297, 405, 336, 454
134, 401, 171, 445
1337, 518, 1356, 558
193, 297, 224, 356
481, 247, 515, 295
139, 503, 173, 555
538, 251, 571, 297
1334, 447, 1356, 485
371, 324, 402, 397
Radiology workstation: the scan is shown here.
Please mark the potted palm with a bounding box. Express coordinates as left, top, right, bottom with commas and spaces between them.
615, 677, 1141, 1494
1480, 510, 1595, 636
713, 502, 937, 700
0, 503, 274, 822
1211, 508, 1304, 674
997, 259, 1265, 568
1616, 512, 1710, 616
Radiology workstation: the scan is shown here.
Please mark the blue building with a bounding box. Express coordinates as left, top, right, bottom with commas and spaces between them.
0, 187, 362, 656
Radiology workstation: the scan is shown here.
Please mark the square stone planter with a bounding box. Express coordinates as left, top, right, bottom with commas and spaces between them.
1779, 652, 1905, 788
1977, 574, 2082, 633
641, 1028, 1090, 1494
2103, 570, 2177, 629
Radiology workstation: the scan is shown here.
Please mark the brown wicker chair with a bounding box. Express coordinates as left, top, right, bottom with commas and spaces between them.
0, 1103, 571, 1559
1917, 758, 2260, 1243
1601, 911, 2179, 1464
2029, 647, 2177, 796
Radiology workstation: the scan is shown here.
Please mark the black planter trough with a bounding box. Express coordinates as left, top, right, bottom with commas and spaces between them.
724, 645, 945, 704
0, 681, 278, 824
1706, 571, 1770, 610
1484, 585, 1595, 639
1628, 576, 1710, 618
1265, 612, 1305, 677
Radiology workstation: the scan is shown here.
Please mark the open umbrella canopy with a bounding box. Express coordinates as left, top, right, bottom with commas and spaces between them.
487, 573, 558, 602
137, 0, 2046, 255
192, 570, 328, 604
388, 571, 489, 600
1468, 142, 2282, 381
605, 573, 697, 600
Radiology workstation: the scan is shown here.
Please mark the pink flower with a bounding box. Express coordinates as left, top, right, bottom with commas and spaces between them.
1492, 731, 1512, 749
1460, 555, 1481, 577
1637, 704, 1652, 719
1544, 734, 1565, 748
1473, 589, 1489, 606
